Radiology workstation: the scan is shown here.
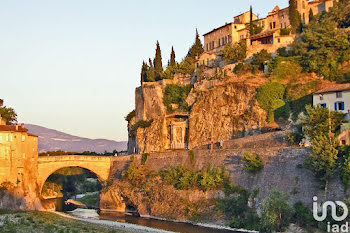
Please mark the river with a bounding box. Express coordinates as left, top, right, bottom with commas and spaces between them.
65, 208, 249, 233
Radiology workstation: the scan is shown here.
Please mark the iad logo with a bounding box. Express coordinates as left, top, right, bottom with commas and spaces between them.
313, 196, 348, 222
313, 196, 349, 233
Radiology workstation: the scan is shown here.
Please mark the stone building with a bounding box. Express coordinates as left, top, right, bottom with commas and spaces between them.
0, 113, 38, 187
313, 84, 350, 145
203, 0, 337, 58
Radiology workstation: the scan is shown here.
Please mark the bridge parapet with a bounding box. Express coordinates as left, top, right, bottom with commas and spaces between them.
38, 155, 113, 162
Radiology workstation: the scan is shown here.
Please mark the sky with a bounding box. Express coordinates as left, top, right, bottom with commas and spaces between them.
0, 0, 289, 141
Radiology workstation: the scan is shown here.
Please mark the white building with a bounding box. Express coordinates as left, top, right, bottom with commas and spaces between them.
313, 84, 350, 145
313, 84, 350, 114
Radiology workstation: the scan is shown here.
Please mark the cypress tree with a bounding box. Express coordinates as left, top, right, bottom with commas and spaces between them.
140, 61, 149, 84
187, 29, 204, 58
249, 6, 254, 35
170, 46, 176, 67
154, 41, 163, 80
309, 9, 314, 22
289, 0, 302, 33
147, 58, 156, 82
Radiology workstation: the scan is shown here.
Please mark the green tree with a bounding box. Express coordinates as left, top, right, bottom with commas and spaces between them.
187, 29, 204, 58
257, 82, 286, 123
302, 105, 344, 141
289, 0, 302, 33
147, 58, 156, 82
260, 190, 292, 232
154, 41, 163, 80
292, 14, 350, 81
140, 61, 149, 83
242, 151, 264, 174
222, 40, 247, 63
170, 46, 176, 67
339, 146, 350, 190
251, 49, 272, 70
0, 106, 17, 125
309, 9, 314, 23
305, 135, 338, 193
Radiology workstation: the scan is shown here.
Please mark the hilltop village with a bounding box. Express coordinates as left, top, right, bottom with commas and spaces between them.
127, 0, 347, 154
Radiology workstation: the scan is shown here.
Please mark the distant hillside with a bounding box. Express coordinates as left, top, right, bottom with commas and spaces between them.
25, 124, 127, 153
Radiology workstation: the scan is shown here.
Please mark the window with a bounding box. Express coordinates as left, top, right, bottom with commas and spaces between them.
206, 44, 208, 51
320, 95, 324, 100
234, 25, 237, 29
22, 135, 25, 142
278, 38, 281, 43
342, 140, 346, 145
281, 23, 283, 28
270, 23, 273, 30
218, 39, 221, 47
262, 21, 265, 28
335, 101, 345, 111
336, 91, 342, 98
320, 103, 327, 109
273, 22, 276, 28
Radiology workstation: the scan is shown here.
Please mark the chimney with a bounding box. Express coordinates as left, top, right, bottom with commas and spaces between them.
16, 125, 19, 131
21, 123, 25, 129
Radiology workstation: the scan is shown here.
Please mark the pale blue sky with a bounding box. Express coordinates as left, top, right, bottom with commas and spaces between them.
0, 0, 288, 141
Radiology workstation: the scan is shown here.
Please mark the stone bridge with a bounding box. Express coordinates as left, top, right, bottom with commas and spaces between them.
37, 155, 114, 192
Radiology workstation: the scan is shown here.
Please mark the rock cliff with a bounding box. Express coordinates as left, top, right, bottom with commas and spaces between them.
128, 73, 269, 154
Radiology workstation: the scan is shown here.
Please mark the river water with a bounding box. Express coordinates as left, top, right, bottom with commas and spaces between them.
66, 208, 247, 233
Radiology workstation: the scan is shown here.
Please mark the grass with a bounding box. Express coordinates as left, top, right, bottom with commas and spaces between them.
76, 193, 99, 207
0, 209, 136, 233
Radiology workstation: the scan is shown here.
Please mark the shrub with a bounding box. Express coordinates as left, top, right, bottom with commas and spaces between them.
251, 49, 272, 70
272, 61, 302, 81
222, 40, 247, 63
125, 110, 135, 122
233, 63, 258, 75
280, 28, 292, 36
260, 190, 293, 232
163, 84, 192, 113
257, 82, 286, 123
339, 145, 350, 190
189, 150, 195, 165
242, 151, 264, 174
129, 120, 153, 135
293, 201, 317, 229
141, 153, 149, 165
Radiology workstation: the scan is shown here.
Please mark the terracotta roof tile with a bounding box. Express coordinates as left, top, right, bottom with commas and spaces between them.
0, 125, 28, 133
314, 84, 350, 94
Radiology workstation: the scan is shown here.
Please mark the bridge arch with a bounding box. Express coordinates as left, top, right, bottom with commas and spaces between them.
37, 155, 112, 194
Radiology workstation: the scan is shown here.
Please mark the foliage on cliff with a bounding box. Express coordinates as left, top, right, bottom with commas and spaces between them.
163, 84, 192, 113
242, 151, 264, 174
122, 159, 229, 192
290, 0, 350, 82
222, 40, 247, 63
125, 110, 135, 123
257, 82, 285, 123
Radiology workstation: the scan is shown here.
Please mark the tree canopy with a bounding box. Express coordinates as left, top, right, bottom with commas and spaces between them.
187, 29, 204, 58
0, 106, 17, 125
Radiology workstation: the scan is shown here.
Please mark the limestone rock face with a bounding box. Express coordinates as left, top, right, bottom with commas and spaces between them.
189, 82, 268, 148
129, 77, 269, 154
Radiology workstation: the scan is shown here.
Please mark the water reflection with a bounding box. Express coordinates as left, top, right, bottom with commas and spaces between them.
66, 209, 244, 233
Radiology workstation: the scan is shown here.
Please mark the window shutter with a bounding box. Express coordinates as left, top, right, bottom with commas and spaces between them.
335, 102, 337, 111
341, 102, 345, 111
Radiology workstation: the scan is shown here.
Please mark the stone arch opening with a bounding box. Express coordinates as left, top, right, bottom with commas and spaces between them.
40, 166, 103, 211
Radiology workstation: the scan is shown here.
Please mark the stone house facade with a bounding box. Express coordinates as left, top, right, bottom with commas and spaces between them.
0, 115, 38, 187
203, 0, 336, 59
313, 83, 350, 145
